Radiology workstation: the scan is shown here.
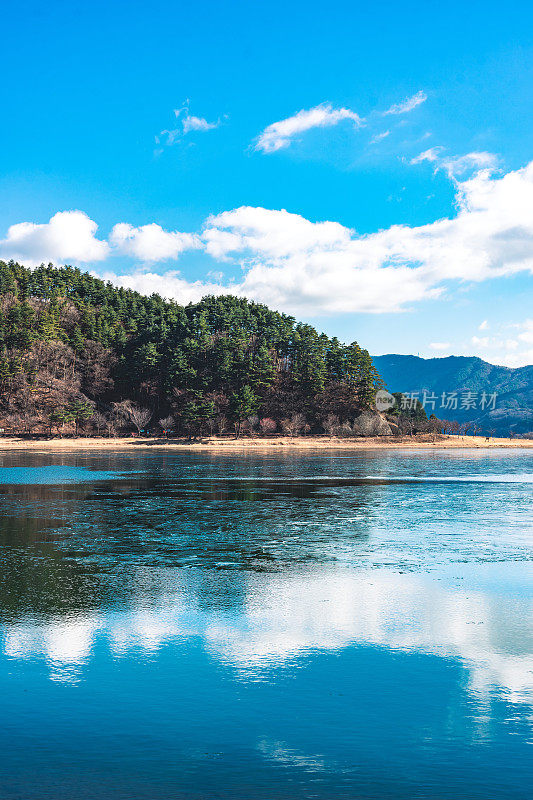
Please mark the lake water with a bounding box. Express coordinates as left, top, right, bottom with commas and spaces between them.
0, 448, 531, 799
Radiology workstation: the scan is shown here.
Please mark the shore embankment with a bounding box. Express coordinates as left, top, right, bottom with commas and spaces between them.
0, 435, 531, 451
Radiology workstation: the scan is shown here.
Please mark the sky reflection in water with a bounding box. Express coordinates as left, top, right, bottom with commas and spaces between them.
0, 450, 531, 799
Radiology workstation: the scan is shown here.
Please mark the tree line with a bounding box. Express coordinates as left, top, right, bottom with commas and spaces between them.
0, 261, 391, 438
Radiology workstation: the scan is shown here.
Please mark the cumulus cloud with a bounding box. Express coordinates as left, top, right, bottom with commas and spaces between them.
254, 103, 363, 153
201, 206, 436, 313
99, 270, 226, 305
0, 210, 109, 267
203, 206, 352, 259
429, 342, 451, 350
199, 161, 533, 314
384, 90, 427, 115
4, 160, 533, 325
110, 223, 200, 262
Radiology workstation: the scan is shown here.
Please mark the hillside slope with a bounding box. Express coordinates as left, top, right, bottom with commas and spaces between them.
373, 354, 533, 434
0, 261, 384, 436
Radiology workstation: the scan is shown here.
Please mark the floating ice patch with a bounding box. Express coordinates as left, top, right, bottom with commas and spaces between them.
363, 473, 533, 483
0, 466, 125, 485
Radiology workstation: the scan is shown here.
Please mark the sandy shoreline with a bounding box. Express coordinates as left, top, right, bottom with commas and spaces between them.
0, 435, 531, 451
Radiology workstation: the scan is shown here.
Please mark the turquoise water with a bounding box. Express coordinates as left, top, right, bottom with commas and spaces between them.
0, 449, 531, 799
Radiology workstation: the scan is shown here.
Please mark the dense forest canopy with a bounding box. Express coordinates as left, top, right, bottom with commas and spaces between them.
0, 260, 389, 436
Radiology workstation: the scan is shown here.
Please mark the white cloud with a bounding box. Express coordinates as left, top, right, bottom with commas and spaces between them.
253, 91, 428, 154
410, 147, 443, 165
464, 319, 533, 367
203, 206, 352, 259
410, 148, 498, 178
499, 351, 533, 368
471, 335, 490, 347
201, 206, 438, 313
0, 210, 109, 267
199, 161, 533, 314
110, 223, 200, 262
479, 320, 489, 330
99, 270, 226, 305
441, 151, 498, 178
156, 104, 221, 149
156, 128, 180, 147
384, 90, 427, 115
370, 130, 390, 144
181, 114, 219, 134
429, 342, 451, 350
518, 319, 533, 345
254, 103, 363, 153
4, 161, 533, 330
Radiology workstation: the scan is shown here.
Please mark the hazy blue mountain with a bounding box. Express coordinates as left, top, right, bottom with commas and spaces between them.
372, 355, 533, 435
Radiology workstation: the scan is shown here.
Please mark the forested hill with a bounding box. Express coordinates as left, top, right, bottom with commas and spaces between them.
0, 261, 383, 436
373, 354, 533, 435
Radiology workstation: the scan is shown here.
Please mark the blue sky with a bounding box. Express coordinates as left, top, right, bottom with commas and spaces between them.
1, 0, 533, 366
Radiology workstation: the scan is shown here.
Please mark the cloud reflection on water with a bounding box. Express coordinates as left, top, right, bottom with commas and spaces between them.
3, 565, 531, 709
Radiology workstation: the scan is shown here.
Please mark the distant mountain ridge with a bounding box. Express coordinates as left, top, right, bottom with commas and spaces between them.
372, 354, 533, 435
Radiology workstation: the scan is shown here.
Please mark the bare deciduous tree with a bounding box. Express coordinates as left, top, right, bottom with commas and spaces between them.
113, 401, 152, 434
216, 415, 228, 435
338, 421, 353, 438
259, 417, 277, 436
79, 341, 116, 398
247, 414, 260, 436
91, 411, 117, 438
159, 414, 176, 436
322, 414, 340, 436
448, 420, 460, 436
427, 415, 442, 441
280, 413, 308, 437
460, 421, 473, 437
205, 417, 218, 437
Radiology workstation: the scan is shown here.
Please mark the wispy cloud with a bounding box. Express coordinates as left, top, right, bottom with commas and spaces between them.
155, 102, 223, 152
467, 319, 533, 367
441, 151, 498, 178
175, 103, 221, 133
181, 115, 219, 134
370, 130, 390, 144
384, 90, 427, 115
254, 103, 363, 153
252, 91, 428, 156
518, 319, 533, 346
409, 147, 443, 165
409, 147, 498, 178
